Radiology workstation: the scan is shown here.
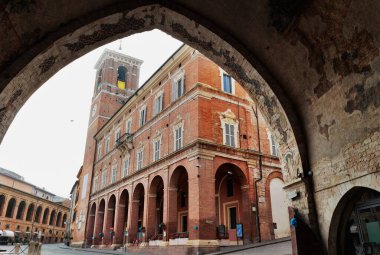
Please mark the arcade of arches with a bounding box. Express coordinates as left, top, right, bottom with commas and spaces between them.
86, 160, 286, 248
0, 1, 379, 254
0, 186, 69, 243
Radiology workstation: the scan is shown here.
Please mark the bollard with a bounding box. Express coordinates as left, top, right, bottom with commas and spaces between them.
35, 242, 42, 255
28, 241, 35, 255
14, 243, 20, 254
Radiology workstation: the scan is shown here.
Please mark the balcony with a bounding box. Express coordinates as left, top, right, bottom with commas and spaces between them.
116, 133, 133, 153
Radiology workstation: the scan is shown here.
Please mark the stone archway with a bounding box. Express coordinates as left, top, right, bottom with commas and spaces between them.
168, 166, 189, 239
115, 189, 129, 246
0, 195, 5, 216
130, 183, 145, 243
147, 175, 165, 241
86, 202, 97, 245
94, 199, 106, 245
0, 4, 305, 182
215, 163, 250, 243
328, 187, 380, 255
26, 203, 35, 222
104, 194, 117, 245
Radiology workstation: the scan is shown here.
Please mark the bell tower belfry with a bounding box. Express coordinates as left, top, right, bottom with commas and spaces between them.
71, 49, 143, 247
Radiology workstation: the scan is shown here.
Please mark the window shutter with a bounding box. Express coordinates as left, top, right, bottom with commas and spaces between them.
160, 94, 164, 112
230, 124, 235, 147
182, 75, 185, 96
153, 98, 157, 116
172, 81, 177, 101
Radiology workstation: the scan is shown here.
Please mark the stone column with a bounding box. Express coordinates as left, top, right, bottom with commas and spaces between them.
114, 202, 126, 245
146, 193, 157, 241
127, 199, 140, 243
166, 187, 177, 239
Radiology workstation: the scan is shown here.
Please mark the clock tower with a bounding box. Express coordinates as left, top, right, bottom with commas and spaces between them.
71, 49, 143, 247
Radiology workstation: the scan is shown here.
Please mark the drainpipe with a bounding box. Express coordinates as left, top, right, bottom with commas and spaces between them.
252, 104, 262, 242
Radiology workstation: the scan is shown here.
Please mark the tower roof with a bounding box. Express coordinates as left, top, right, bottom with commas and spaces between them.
94, 48, 143, 69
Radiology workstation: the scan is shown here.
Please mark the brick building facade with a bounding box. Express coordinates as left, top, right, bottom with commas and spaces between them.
0, 168, 70, 243
71, 45, 290, 251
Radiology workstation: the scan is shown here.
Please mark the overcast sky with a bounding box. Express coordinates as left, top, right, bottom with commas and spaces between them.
0, 29, 182, 198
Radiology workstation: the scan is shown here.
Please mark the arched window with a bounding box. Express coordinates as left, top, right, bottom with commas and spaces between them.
34, 206, 42, 223
5, 198, 16, 218
49, 210, 56, 225
26, 204, 35, 221
16, 201, 26, 220
62, 214, 67, 228
0, 195, 5, 216
117, 66, 127, 90
42, 208, 49, 224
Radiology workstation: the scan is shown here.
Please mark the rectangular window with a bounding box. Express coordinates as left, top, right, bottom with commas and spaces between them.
126, 119, 132, 134
154, 139, 160, 161
93, 176, 98, 192
115, 129, 121, 144
97, 144, 102, 160
153, 94, 163, 116
111, 165, 117, 184
270, 135, 278, 157
140, 107, 147, 127
101, 170, 107, 188
105, 137, 110, 154
227, 178, 234, 197
137, 149, 144, 170
223, 74, 232, 93
122, 158, 129, 177
175, 126, 182, 151
172, 77, 184, 101
224, 123, 235, 147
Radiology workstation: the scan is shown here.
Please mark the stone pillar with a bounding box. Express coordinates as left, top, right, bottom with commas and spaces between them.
93, 208, 104, 245
86, 211, 96, 246
127, 199, 140, 243
102, 206, 113, 246
146, 193, 157, 241
166, 187, 177, 239
142, 187, 149, 244
241, 185, 252, 243
114, 202, 126, 245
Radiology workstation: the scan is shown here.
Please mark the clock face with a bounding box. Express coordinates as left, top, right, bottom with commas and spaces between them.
92, 104, 97, 117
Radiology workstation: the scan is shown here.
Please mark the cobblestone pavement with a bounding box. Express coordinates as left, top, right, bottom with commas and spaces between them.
226, 241, 291, 255
0, 241, 291, 255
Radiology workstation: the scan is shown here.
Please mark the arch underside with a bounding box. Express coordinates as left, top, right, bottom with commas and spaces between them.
0, 4, 304, 184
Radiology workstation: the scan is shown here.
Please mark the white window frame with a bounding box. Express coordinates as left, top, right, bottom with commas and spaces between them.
268, 132, 279, 157
111, 164, 117, 184
115, 128, 121, 144
173, 121, 184, 151
153, 137, 161, 161
220, 110, 239, 148
224, 123, 236, 147
219, 67, 235, 94
136, 147, 144, 170
101, 170, 107, 188
93, 176, 98, 193
139, 105, 147, 127
172, 71, 185, 102
122, 155, 130, 178
105, 136, 110, 154
97, 143, 102, 160
153, 91, 164, 116
126, 118, 132, 134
